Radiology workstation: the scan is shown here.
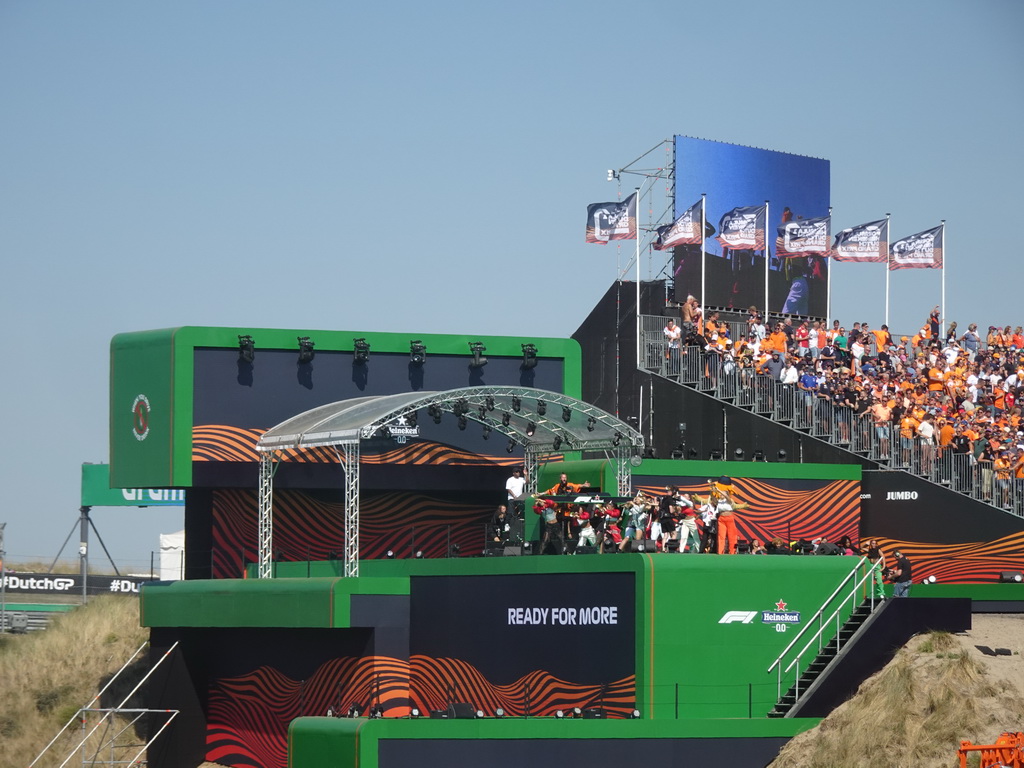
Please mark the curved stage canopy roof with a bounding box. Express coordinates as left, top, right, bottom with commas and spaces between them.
257, 386, 644, 454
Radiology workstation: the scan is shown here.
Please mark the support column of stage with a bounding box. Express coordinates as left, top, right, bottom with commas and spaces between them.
341, 441, 361, 578
524, 449, 539, 495
258, 453, 275, 579
616, 450, 632, 497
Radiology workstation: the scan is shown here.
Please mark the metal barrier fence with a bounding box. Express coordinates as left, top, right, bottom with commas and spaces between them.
638, 316, 1024, 519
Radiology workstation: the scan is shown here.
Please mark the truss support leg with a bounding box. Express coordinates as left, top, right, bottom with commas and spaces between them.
524, 450, 539, 495
341, 441, 361, 578
258, 453, 275, 579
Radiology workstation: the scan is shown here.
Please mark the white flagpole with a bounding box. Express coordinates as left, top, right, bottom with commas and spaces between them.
884, 213, 891, 327
700, 194, 707, 315
635, 187, 642, 370
763, 200, 770, 316
940, 219, 946, 337
827, 206, 833, 323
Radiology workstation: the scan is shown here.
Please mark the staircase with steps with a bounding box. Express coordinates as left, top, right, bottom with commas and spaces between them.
768, 599, 874, 718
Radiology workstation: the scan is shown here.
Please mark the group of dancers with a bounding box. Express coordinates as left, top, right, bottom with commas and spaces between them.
528, 475, 749, 555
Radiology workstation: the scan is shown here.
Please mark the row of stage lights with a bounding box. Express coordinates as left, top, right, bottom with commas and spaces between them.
237, 335, 541, 368
390, 397, 617, 450
669, 447, 788, 462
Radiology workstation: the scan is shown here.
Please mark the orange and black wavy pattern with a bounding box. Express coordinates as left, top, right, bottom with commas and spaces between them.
867, 531, 1024, 584
212, 489, 493, 578
410, 655, 635, 718
637, 479, 860, 544
204, 655, 635, 768
205, 656, 410, 768
192, 425, 529, 466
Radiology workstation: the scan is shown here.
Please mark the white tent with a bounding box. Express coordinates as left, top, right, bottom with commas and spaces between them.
159, 530, 185, 581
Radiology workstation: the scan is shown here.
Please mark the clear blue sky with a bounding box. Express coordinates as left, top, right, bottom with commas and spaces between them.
1, 0, 1021, 568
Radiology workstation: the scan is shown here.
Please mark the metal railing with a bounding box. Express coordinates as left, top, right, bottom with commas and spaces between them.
30, 641, 180, 768
640, 315, 1024, 519
767, 557, 880, 705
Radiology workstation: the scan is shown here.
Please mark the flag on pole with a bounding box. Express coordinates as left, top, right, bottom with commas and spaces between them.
585, 192, 638, 244
832, 219, 889, 263
775, 215, 831, 257
652, 199, 704, 250
889, 224, 944, 270
716, 205, 766, 251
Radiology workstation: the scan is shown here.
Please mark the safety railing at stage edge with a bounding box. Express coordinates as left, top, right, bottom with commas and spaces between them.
640, 316, 1024, 519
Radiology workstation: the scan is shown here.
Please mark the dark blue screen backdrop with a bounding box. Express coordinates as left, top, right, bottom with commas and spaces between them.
673, 136, 830, 318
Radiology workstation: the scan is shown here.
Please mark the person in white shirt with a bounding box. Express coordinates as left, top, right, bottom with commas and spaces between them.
664, 319, 682, 375
781, 360, 799, 386
505, 467, 527, 518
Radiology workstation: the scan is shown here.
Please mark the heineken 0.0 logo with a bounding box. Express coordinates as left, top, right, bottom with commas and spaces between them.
132, 394, 151, 441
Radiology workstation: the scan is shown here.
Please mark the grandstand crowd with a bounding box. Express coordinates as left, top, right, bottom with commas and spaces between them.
671, 304, 1024, 498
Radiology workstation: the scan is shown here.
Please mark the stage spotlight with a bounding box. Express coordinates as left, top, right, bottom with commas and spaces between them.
410, 340, 426, 364
458, 415, 467, 430
405, 410, 418, 427
415, 550, 425, 559
506, 439, 516, 453
428, 404, 442, 424
385, 550, 395, 559
469, 341, 488, 367
670, 449, 684, 460
522, 343, 538, 369
353, 337, 370, 364
709, 449, 723, 461
537, 399, 547, 416
555, 710, 564, 719
630, 709, 641, 719
587, 416, 597, 432
734, 448, 745, 460
475, 709, 485, 718
752, 449, 766, 462
238, 335, 255, 364
999, 571, 1024, 583
777, 449, 788, 462
297, 336, 315, 364
511, 396, 521, 412
526, 422, 536, 437
522, 541, 533, 554
370, 706, 384, 719
612, 432, 622, 447
552, 436, 562, 451
688, 448, 699, 459
562, 406, 572, 423
925, 575, 937, 584
495, 708, 505, 718
448, 543, 461, 558
502, 412, 512, 427
573, 707, 582, 718
478, 405, 487, 419
347, 705, 361, 718
454, 398, 469, 415
377, 425, 391, 439
410, 708, 421, 718
483, 424, 492, 439
485, 395, 495, 411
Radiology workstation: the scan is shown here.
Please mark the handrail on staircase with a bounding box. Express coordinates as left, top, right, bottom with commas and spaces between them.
767, 557, 882, 704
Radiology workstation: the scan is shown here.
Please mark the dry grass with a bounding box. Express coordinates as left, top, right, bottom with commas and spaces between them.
770, 630, 1024, 768
0, 595, 147, 768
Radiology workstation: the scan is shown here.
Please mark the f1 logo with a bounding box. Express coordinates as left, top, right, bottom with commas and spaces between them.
718, 611, 757, 624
